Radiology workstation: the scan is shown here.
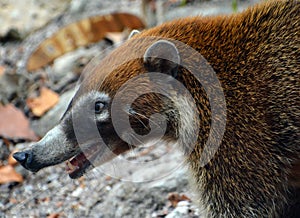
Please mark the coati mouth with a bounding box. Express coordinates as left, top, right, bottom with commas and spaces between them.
65, 147, 96, 179
65, 153, 91, 179
65, 142, 131, 179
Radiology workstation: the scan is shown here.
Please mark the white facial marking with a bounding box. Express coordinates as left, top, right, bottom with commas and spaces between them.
173, 95, 199, 149
73, 90, 111, 122
96, 110, 109, 121
75, 91, 110, 108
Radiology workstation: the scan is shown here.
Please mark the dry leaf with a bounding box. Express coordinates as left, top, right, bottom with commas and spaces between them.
2, 137, 10, 146
168, 192, 191, 207
180, 194, 191, 201
168, 192, 181, 207
8, 150, 19, 166
0, 104, 38, 140
0, 165, 23, 184
27, 87, 59, 117
105, 32, 125, 44
55, 201, 63, 207
41, 196, 51, 203
0, 65, 5, 77
105, 175, 112, 181
9, 198, 18, 204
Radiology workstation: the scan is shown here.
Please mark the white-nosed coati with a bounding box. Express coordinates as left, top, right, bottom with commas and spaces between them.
14, 1, 299, 217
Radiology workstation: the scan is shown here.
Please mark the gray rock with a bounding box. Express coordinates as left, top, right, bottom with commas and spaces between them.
52, 47, 98, 83
0, 0, 70, 38
164, 0, 262, 22
71, 187, 84, 198
89, 156, 191, 217
166, 201, 190, 218
69, 0, 88, 14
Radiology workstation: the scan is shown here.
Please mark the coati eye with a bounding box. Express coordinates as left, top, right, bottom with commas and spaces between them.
95, 101, 106, 114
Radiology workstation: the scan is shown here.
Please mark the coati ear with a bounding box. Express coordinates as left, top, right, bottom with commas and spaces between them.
128, 29, 140, 39
143, 40, 180, 78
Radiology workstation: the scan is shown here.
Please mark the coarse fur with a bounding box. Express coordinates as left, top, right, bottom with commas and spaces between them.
135, 1, 299, 216
13, 1, 299, 217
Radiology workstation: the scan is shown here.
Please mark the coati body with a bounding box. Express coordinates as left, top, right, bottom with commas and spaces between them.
14, 1, 299, 217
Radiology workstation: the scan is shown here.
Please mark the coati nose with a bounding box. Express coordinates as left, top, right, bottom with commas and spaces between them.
13, 150, 33, 167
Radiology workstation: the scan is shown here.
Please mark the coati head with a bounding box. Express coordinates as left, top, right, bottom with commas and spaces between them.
13, 34, 226, 179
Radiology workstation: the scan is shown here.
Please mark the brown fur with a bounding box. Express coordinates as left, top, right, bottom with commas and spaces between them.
86, 1, 299, 217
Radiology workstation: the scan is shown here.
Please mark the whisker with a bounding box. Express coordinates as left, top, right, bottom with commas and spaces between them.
123, 109, 149, 130
132, 110, 162, 129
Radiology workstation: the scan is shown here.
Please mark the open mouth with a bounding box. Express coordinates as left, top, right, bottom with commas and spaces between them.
65, 145, 99, 179
65, 141, 132, 179
65, 152, 92, 179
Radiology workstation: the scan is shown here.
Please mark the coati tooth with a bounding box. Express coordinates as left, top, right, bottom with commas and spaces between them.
66, 160, 76, 171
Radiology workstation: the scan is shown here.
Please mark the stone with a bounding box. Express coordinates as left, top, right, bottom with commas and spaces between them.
0, 0, 70, 39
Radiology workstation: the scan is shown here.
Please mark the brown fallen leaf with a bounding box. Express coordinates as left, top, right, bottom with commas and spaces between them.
55, 201, 64, 207
9, 198, 18, 204
0, 165, 23, 184
27, 87, 59, 117
2, 137, 10, 146
0, 104, 38, 141
41, 196, 51, 203
0, 65, 5, 76
105, 32, 125, 44
168, 192, 191, 207
8, 150, 19, 166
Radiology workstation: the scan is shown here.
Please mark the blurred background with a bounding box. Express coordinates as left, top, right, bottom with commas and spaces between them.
0, 0, 261, 217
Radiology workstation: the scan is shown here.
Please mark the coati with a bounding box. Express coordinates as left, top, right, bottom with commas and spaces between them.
14, 0, 299, 217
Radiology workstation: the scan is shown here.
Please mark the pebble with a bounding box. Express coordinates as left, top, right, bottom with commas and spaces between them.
71, 187, 84, 198
0, 0, 70, 38
24, 184, 34, 193
52, 47, 97, 82
69, 0, 88, 14
165, 201, 191, 218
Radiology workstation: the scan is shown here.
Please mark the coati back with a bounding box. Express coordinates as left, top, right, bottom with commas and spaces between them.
14, 1, 299, 217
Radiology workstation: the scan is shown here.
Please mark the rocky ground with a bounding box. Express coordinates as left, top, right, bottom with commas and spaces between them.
0, 0, 261, 217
